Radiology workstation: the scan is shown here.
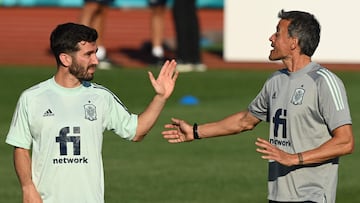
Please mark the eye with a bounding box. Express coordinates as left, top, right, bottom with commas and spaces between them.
273, 29, 280, 37
85, 51, 94, 57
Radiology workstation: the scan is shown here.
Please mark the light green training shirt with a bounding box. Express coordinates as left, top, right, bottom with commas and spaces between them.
6, 77, 138, 203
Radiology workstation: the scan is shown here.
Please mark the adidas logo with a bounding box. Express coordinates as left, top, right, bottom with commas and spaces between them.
272, 92, 277, 99
43, 109, 55, 117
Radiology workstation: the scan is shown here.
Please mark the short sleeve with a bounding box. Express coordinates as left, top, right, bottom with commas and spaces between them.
317, 69, 352, 131
6, 93, 33, 149
248, 81, 270, 122
103, 93, 138, 141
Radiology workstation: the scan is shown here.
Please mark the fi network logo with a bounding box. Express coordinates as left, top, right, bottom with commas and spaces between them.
56, 126, 81, 155
53, 126, 88, 164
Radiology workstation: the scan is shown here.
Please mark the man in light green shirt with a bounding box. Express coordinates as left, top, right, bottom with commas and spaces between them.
6, 22, 178, 203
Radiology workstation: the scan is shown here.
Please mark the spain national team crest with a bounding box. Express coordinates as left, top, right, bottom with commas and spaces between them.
291, 87, 305, 105
84, 104, 97, 121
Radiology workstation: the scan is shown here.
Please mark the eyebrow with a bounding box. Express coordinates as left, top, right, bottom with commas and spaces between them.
85, 50, 96, 55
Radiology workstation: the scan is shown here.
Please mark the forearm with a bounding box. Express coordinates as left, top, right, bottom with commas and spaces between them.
298, 125, 354, 165
133, 95, 167, 141
14, 147, 43, 202
197, 111, 260, 139
14, 147, 34, 190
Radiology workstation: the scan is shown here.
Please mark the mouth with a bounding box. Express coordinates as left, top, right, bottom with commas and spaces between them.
269, 45, 275, 52
86, 66, 96, 74
88, 64, 97, 70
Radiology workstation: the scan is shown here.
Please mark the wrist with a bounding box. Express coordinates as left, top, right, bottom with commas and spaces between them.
193, 123, 201, 139
297, 153, 304, 165
153, 94, 167, 103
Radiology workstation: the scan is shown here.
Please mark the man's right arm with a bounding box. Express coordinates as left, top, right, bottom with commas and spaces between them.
14, 147, 42, 203
162, 110, 261, 143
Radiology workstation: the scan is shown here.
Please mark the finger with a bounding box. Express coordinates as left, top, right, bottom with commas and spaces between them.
256, 138, 272, 147
256, 148, 269, 155
161, 60, 170, 69
163, 134, 185, 143
172, 70, 179, 81
171, 60, 178, 75
162, 134, 180, 139
256, 137, 269, 143
161, 130, 179, 135
164, 124, 177, 129
256, 148, 273, 160
159, 60, 171, 76
148, 71, 156, 84
167, 139, 182, 144
170, 117, 181, 124
169, 59, 177, 70
163, 59, 177, 77
260, 155, 272, 160
255, 141, 268, 149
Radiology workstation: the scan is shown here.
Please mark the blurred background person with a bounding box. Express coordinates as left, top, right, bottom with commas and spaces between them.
80, 0, 115, 69
172, 0, 207, 72
148, 0, 167, 65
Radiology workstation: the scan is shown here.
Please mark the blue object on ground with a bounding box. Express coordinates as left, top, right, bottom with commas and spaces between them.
179, 95, 199, 105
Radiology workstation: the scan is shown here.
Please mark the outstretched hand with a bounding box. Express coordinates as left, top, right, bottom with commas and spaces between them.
148, 59, 179, 100
255, 138, 295, 166
162, 118, 194, 143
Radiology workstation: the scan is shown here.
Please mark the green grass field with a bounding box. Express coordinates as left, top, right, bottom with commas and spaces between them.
0, 66, 359, 202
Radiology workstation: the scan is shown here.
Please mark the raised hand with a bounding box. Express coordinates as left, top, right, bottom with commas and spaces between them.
148, 59, 179, 100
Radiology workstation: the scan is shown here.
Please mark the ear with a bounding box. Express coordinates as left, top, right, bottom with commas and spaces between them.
59, 53, 72, 67
290, 38, 298, 50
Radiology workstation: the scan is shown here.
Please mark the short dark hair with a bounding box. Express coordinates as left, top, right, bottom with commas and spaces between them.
278, 10, 321, 57
50, 22, 98, 66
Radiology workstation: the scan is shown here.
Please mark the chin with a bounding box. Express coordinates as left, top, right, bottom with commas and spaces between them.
82, 77, 93, 82
87, 75, 94, 81
268, 54, 281, 61
81, 74, 94, 81
269, 57, 276, 61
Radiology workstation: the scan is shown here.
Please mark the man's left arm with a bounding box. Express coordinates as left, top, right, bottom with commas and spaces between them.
256, 124, 354, 166
133, 60, 179, 141
296, 124, 354, 165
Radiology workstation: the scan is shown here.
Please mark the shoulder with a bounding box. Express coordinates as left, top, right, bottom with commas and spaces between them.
308, 65, 343, 86
83, 81, 115, 96
264, 68, 288, 85
21, 78, 52, 98
82, 82, 122, 103
84, 81, 128, 110
306, 65, 347, 99
269, 68, 288, 79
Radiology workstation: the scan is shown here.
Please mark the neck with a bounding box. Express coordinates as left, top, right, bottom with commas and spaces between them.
54, 67, 81, 88
283, 55, 312, 72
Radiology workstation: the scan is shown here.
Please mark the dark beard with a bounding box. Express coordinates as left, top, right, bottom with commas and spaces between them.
69, 60, 95, 81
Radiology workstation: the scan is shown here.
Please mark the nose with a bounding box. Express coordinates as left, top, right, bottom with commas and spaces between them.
93, 54, 99, 65
269, 33, 275, 42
